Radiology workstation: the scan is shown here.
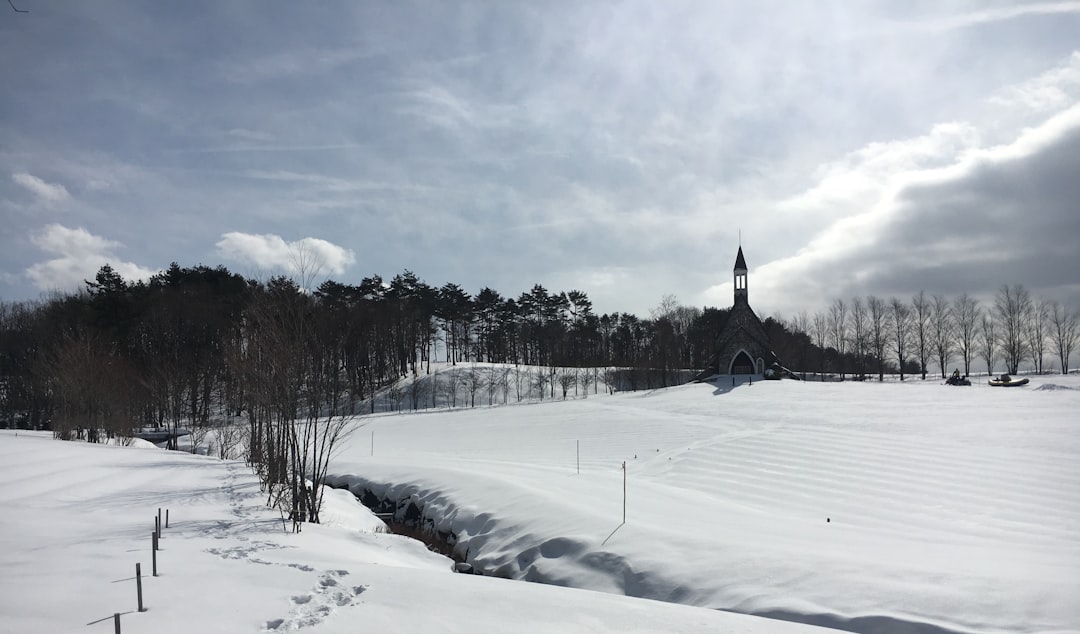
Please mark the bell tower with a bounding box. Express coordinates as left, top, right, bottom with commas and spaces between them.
733, 245, 748, 305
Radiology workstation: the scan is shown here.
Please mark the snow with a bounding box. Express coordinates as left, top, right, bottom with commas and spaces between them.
3, 372, 1078, 633
0, 429, 828, 633
324, 372, 1080, 634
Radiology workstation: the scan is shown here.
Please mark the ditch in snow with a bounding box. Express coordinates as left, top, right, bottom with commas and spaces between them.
325, 481, 970, 634
329, 483, 483, 576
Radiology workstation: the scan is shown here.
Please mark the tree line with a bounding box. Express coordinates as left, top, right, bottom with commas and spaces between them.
2, 262, 1077, 524
771, 286, 1078, 382
0, 267, 727, 440
0, 262, 763, 525
4, 268, 1077, 441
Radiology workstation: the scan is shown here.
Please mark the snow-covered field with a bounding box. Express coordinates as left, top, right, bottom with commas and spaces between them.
324, 373, 1080, 634
2, 373, 1078, 633
0, 427, 827, 633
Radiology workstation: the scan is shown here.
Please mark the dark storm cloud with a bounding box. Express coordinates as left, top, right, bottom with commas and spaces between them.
880, 120, 1080, 294
755, 108, 1080, 317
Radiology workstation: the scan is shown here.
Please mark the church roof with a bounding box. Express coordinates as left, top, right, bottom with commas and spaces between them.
734, 246, 747, 271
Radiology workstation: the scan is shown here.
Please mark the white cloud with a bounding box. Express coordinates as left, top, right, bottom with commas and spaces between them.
12, 172, 71, 205
778, 122, 982, 216
215, 232, 356, 278
24, 224, 158, 291
915, 2, 1080, 32
989, 52, 1080, 114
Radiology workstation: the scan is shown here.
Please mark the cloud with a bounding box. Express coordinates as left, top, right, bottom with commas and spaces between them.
25, 224, 159, 291
12, 172, 70, 205
3, 3, 1078, 319
751, 104, 1080, 316
227, 128, 275, 143
215, 232, 356, 278
912, 2, 1080, 32
217, 45, 375, 84
989, 51, 1080, 113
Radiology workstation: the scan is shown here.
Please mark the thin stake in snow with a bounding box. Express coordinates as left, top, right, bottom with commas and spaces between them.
114, 612, 120, 634
165, 508, 169, 529
135, 563, 144, 612
151, 532, 157, 577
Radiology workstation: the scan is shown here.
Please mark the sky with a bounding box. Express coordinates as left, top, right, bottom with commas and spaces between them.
2, 1, 1079, 319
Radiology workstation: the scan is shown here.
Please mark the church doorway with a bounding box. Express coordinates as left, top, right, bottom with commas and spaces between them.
730, 350, 755, 375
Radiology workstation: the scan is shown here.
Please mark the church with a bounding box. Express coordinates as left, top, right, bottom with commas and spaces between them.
712, 246, 778, 375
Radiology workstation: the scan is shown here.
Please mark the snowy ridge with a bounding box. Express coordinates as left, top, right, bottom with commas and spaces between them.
326, 374, 1080, 634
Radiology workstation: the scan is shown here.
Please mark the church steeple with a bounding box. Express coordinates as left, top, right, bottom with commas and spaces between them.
733, 245, 748, 305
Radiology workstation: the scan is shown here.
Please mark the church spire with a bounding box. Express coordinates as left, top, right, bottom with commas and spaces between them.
733, 246, 747, 304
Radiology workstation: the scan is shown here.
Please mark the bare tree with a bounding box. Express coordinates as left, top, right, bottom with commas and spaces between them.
557, 367, 577, 399
995, 284, 1031, 375
214, 422, 246, 460
237, 276, 355, 528
890, 297, 912, 380
386, 379, 405, 411
407, 374, 429, 411
288, 239, 328, 294
484, 366, 500, 405
911, 291, 932, 380
849, 298, 868, 380
867, 296, 891, 381
812, 311, 829, 380
792, 310, 812, 379
953, 294, 980, 376
1026, 297, 1049, 374
829, 299, 848, 379
462, 367, 484, 407
979, 313, 997, 377
499, 366, 513, 403
930, 294, 953, 378
1049, 301, 1078, 374
45, 333, 140, 444
578, 367, 594, 398
514, 367, 527, 401
533, 367, 550, 400
602, 367, 619, 394
445, 368, 462, 407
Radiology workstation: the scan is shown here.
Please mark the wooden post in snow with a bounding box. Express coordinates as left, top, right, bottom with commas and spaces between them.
114, 612, 120, 634
135, 563, 145, 612
152, 532, 158, 577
